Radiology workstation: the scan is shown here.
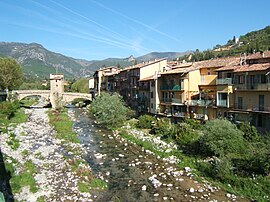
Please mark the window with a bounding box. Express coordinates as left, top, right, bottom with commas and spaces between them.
238, 75, 245, 84
260, 74, 266, 83
238, 97, 243, 109
151, 103, 153, 109
150, 92, 153, 98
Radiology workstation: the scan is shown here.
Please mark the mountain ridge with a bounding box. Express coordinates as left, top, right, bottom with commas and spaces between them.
0, 42, 190, 79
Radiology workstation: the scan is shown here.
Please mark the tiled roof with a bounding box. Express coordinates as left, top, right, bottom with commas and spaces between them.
246, 51, 270, 60
193, 57, 239, 68
233, 63, 270, 72
160, 66, 199, 75
121, 58, 167, 72
215, 65, 239, 71
216, 63, 270, 73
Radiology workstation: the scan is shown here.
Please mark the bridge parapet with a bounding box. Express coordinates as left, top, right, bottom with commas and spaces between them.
12, 90, 50, 100
12, 90, 92, 108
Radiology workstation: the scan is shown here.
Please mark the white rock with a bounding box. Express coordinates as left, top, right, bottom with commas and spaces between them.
141, 185, 147, 191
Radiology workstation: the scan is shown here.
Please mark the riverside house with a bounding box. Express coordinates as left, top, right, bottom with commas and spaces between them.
93, 51, 270, 131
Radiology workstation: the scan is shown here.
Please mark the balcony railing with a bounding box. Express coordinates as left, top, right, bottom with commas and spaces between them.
234, 103, 270, 112
161, 98, 183, 104
161, 98, 172, 102
188, 99, 213, 106
217, 99, 228, 107
234, 83, 270, 90
138, 85, 150, 90
160, 85, 182, 91
216, 78, 233, 85
171, 98, 182, 104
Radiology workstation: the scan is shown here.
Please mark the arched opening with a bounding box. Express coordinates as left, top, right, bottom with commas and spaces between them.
66, 98, 91, 108
19, 95, 51, 108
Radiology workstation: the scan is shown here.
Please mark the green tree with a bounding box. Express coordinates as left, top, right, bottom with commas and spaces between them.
199, 119, 250, 157
0, 57, 23, 91
71, 78, 89, 93
88, 92, 131, 128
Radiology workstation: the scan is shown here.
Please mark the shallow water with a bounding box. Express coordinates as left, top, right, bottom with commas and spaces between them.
71, 108, 248, 202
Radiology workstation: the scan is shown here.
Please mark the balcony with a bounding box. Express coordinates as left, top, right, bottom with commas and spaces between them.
234, 83, 270, 91
216, 78, 233, 85
160, 85, 182, 91
139, 85, 150, 91
217, 99, 228, 107
161, 98, 183, 104
188, 99, 213, 106
200, 75, 217, 85
161, 98, 172, 102
171, 98, 182, 104
234, 104, 270, 112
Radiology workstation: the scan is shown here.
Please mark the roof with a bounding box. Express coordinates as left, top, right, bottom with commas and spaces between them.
233, 63, 270, 72
120, 58, 167, 72
216, 63, 270, 73
215, 65, 239, 72
160, 66, 199, 75
193, 57, 239, 68
246, 51, 270, 60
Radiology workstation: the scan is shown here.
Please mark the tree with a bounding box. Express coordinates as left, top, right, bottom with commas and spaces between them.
0, 57, 23, 91
71, 78, 89, 93
88, 92, 131, 128
199, 119, 250, 157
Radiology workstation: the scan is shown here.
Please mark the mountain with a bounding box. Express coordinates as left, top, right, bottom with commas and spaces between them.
136, 51, 192, 62
0, 42, 190, 79
0, 42, 91, 79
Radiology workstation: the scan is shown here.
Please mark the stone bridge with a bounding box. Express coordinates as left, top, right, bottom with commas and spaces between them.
12, 74, 92, 109
12, 90, 92, 108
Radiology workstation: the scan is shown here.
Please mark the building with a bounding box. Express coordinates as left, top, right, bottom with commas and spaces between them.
215, 51, 270, 131
93, 66, 120, 96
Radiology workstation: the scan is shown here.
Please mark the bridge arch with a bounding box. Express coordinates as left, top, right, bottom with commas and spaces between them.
12, 90, 50, 101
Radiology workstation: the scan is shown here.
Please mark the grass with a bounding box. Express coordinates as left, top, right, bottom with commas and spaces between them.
78, 179, 108, 192
48, 109, 80, 144
6, 133, 20, 150
5, 157, 37, 194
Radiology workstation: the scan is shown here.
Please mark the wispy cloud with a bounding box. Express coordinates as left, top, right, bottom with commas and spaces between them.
90, 0, 181, 43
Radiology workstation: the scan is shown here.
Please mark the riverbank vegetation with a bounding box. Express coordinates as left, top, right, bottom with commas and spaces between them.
48, 109, 80, 144
88, 93, 270, 201
88, 92, 131, 128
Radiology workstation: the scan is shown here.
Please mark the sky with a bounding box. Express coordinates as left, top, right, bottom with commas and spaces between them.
0, 0, 270, 61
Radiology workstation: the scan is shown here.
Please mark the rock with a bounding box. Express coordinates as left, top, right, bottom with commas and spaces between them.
141, 185, 147, 191
189, 187, 195, 193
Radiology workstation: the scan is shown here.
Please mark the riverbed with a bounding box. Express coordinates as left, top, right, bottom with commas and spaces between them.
70, 108, 248, 202
0, 108, 248, 202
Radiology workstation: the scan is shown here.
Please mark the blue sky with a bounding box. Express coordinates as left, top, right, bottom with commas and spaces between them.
0, 0, 270, 60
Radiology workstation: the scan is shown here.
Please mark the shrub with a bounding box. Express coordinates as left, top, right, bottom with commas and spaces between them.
0, 101, 20, 119
173, 123, 200, 146
152, 118, 178, 139
199, 119, 250, 157
137, 115, 156, 129
238, 123, 260, 142
88, 92, 131, 128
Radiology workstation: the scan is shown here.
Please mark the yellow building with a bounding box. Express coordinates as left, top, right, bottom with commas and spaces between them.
157, 64, 200, 118
215, 51, 270, 131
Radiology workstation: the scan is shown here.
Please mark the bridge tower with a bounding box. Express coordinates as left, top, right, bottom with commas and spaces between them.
50, 74, 64, 109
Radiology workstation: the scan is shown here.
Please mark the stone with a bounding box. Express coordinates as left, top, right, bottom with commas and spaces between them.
141, 185, 147, 191
189, 187, 195, 193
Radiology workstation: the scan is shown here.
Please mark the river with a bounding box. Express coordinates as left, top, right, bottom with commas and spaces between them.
70, 108, 248, 202
0, 107, 248, 201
